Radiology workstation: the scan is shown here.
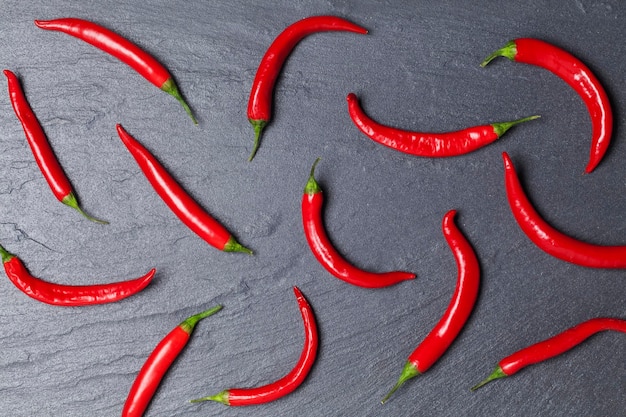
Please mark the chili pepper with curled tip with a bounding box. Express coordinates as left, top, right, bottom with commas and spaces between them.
4, 69, 107, 224
346, 92, 539, 157
302, 158, 415, 288
0, 243, 154, 306
190, 287, 317, 406
247, 16, 368, 160
122, 305, 222, 417
471, 317, 626, 391
382, 210, 479, 404
116, 124, 251, 254
34, 18, 196, 123
482, 38, 612, 173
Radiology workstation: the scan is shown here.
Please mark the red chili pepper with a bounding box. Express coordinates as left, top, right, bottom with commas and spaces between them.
346, 93, 539, 157
382, 210, 479, 404
482, 38, 613, 173
0, 243, 154, 306
190, 287, 317, 406
502, 152, 626, 268
301, 158, 415, 288
4, 69, 107, 224
247, 16, 368, 161
471, 317, 626, 391
122, 305, 222, 416
116, 124, 251, 254
34, 18, 196, 123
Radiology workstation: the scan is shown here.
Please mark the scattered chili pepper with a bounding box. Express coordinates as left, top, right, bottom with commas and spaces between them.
122, 305, 222, 416
301, 158, 415, 288
4, 69, 107, 224
346, 93, 539, 157
190, 286, 317, 406
482, 38, 612, 173
0, 243, 154, 306
471, 317, 626, 391
247, 16, 368, 161
502, 152, 626, 268
382, 210, 479, 404
34, 18, 196, 124
116, 124, 251, 254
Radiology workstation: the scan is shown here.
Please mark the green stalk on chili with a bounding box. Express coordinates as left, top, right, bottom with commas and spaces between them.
382, 210, 479, 404
0, 243, 154, 306
34, 18, 197, 123
190, 287, 317, 406
4, 69, 107, 224
471, 317, 626, 391
122, 305, 222, 417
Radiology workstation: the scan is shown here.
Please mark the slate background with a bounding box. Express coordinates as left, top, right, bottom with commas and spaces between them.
1, 1, 625, 416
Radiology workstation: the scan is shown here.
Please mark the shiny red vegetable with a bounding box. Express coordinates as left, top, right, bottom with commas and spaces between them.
471, 317, 626, 391
482, 38, 613, 173
34, 18, 196, 123
4, 69, 106, 224
190, 287, 317, 406
502, 152, 626, 268
116, 124, 251, 254
302, 158, 415, 288
247, 16, 368, 160
382, 210, 479, 404
0, 243, 154, 306
122, 305, 222, 416
346, 93, 538, 157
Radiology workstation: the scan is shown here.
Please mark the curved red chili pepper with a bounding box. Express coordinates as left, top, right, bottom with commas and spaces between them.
346, 93, 539, 157
116, 124, 251, 254
502, 152, 626, 268
301, 158, 415, 288
382, 210, 479, 404
4, 69, 107, 224
247, 16, 368, 160
190, 286, 317, 406
122, 305, 222, 416
34, 18, 196, 123
471, 317, 626, 391
482, 38, 613, 173
0, 244, 154, 306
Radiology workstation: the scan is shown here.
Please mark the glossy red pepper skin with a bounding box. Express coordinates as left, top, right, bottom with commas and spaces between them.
34, 18, 196, 123
122, 305, 222, 417
471, 317, 626, 391
191, 287, 317, 406
301, 159, 415, 288
116, 124, 251, 254
247, 16, 368, 160
4, 69, 106, 224
382, 210, 479, 404
0, 244, 154, 306
502, 152, 626, 268
482, 38, 612, 173
346, 93, 538, 157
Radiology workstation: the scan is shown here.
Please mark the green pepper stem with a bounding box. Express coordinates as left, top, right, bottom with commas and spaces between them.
0, 244, 15, 263
480, 40, 518, 67
61, 193, 108, 224
492, 115, 541, 137
470, 366, 507, 391
303, 157, 322, 195
179, 305, 223, 334
190, 389, 230, 405
223, 236, 253, 255
381, 361, 420, 404
161, 78, 197, 124
248, 119, 267, 161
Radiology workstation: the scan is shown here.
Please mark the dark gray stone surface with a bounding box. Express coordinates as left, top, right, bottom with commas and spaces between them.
1, 1, 624, 416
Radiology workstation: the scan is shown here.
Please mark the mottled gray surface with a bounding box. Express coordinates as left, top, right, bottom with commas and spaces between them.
0, 1, 625, 416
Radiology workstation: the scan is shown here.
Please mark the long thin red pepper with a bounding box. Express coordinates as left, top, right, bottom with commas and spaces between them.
34, 18, 196, 123
382, 210, 479, 404
471, 317, 626, 391
116, 124, 251, 254
4, 69, 106, 224
346, 93, 539, 157
0, 243, 154, 306
302, 158, 415, 288
190, 287, 317, 406
502, 152, 626, 268
482, 38, 613, 173
247, 15, 368, 160
122, 305, 222, 417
